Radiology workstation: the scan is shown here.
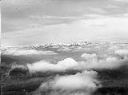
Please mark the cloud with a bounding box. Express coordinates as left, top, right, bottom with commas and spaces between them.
27, 50, 128, 74
8, 64, 28, 77
52, 71, 99, 90
2, 15, 128, 46
4, 43, 128, 74
57, 47, 72, 52
36, 70, 100, 95
113, 0, 128, 2
27, 58, 78, 73
115, 49, 128, 58
2, 48, 57, 56
80, 52, 128, 70
3, 43, 128, 95
57, 58, 78, 69
30, 15, 84, 20
81, 53, 97, 61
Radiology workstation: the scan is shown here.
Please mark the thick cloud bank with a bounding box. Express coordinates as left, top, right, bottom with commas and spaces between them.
27, 52, 128, 74
2, 43, 128, 95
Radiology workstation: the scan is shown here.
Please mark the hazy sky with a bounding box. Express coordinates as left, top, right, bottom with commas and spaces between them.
2, 0, 128, 46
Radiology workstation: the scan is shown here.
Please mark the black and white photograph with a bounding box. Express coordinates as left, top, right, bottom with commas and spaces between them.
1, 0, 128, 95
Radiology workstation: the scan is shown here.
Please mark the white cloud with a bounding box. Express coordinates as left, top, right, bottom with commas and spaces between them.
27, 61, 61, 73
81, 53, 97, 61
80, 52, 128, 70
27, 58, 78, 73
53, 71, 99, 90
38, 70, 100, 95
2, 48, 57, 56
36, 71, 101, 95
57, 58, 78, 69
115, 49, 128, 57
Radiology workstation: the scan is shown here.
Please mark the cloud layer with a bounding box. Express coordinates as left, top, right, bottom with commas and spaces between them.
27, 51, 128, 74
3, 43, 128, 73
2, 48, 57, 56
2, 43, 128, 95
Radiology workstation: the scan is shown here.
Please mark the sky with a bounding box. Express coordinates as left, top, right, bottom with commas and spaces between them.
1, 0, 128, 46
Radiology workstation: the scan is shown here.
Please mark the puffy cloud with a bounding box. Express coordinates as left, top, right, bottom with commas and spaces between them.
93, 56, 123, 69
53, 71, 99, 90
27, 61, 60, 73
27, 58, 78, 73
38, 70, 100, 95
115, 49, 128, 57
57, 58, 78, 69
80, 53, 128, 70
2, 48, 57, 56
